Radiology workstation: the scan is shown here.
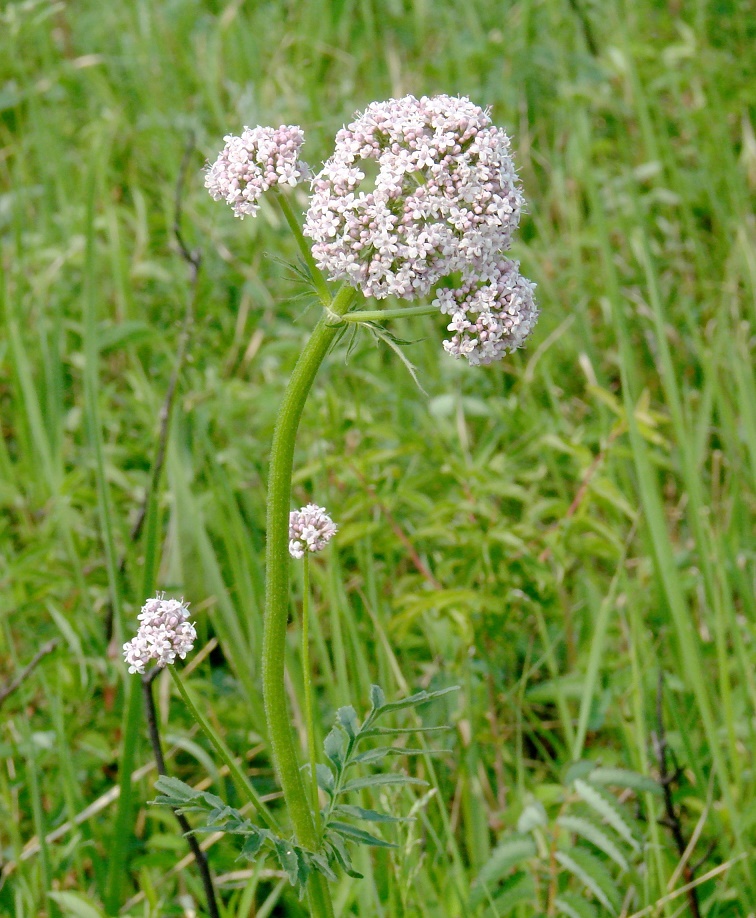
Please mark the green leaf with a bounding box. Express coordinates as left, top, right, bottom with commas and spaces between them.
359, 725, 450, 739
324, 726, 347, 772
239, 832, 266, 860
309, 851, 338, 882
564, 760, 598, 785
339, 773, 428, 794
48, 892, 105, 918
555, 848, 622, 913
334, 803, 408, 823
152, 775, 199, 804
517, 799, 548, 833
588, 767, 662, 796
337, 705, 360, 738
574, 779, 641, 852
326, 832, 363, 878
351, 746, 433, 765
369, 684, 386, 712
491, 872, 536, 915
470, 834, 537, 907
329, 820, 397, 847
555, 893, 599, 918
316, 763, 336, 795
374, 685, 460, 716
273, 837, 300, 886
557, 815, 630, 871
295, 847, 311, 892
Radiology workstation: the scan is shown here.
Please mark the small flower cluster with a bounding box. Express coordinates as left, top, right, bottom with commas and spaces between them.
123, 594, 196, 675
434, 258, 538, 365
205, 125, 309, 219
289, 503, 338, 559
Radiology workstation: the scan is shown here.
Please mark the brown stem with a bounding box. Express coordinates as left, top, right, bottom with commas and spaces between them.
653, 672, 702, 918
142, 671, 220, 918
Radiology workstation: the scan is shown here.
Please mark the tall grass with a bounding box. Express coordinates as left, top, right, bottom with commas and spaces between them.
0, 0, 754, 914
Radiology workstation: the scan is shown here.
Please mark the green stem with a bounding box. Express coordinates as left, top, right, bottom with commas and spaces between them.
168, 666, 279, 832
302, 555, 322, 836
331, 304, 437, 324
263, 283, 355, 918
273, 189, 332, 307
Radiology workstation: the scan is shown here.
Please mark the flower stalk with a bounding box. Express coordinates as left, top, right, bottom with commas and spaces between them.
302, 554, 322, 835
262, 283, 354, 918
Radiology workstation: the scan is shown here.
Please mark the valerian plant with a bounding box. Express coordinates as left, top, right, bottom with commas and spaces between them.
123, 94, 539, 917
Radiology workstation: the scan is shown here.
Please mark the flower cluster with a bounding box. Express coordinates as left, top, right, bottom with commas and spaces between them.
303, 94, 523, 300
123, 594, 196, 675
289, 504, 338, 559
205, 125, 309, 219
302, 93, 537, 364
434, 258, 538, 365
206, 96, 537, 365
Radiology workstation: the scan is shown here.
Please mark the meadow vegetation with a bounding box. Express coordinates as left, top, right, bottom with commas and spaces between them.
0, 0, 755, 915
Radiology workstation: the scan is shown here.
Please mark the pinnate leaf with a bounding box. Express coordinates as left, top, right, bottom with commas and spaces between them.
324, 725, 347, 771
557, 815, 630, 871
588, 766, 661, 796
335, 803, 408, 823
340, 773, 427, 794
555, 848, 621, 913
555, 893, 599, 918
374, 685, 459, 716
470, 834, 537, 907
574, 778, 641, 852
337, 705, 360, 737
329, 820, 397, 848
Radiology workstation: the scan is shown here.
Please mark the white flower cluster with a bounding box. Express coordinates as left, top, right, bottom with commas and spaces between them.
206, 96, 537, 365
434, 258, 538, 365
205, 125, 309, 219
123, 594, 196, 675
288, 503, 338, 559
302, 93, 537, 364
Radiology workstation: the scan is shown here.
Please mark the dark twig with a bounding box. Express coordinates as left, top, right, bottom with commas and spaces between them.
652, 672, 702, 918
566, 0, 599, 57
142, 671, 220, 918
0, 640, 59, 712
105, 134, 202, 641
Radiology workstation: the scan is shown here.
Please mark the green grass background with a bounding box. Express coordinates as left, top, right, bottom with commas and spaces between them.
1, 0, 755, 914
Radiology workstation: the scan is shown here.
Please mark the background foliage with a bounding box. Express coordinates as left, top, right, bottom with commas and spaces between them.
0, 0, 754, 915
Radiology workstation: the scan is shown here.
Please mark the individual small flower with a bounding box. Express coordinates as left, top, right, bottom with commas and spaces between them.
304, 94, 524, 300
123, 594, 197, 675
435, 259, 538, 366
205, 125, 309, 219
289, 503, 338, 559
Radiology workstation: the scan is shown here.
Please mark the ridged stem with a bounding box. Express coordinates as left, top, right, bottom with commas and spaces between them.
263, 284, 355, 918
302, 554, 322, 835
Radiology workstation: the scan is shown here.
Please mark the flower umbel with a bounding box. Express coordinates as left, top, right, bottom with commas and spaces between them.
123, 594, 196, 675
205, 125, 309, 219
304, 94, 524, 301
289, 504, 338, 559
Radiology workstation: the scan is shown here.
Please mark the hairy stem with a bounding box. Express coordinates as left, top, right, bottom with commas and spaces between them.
302, 555, 323, 836
263, 283, 355, 918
